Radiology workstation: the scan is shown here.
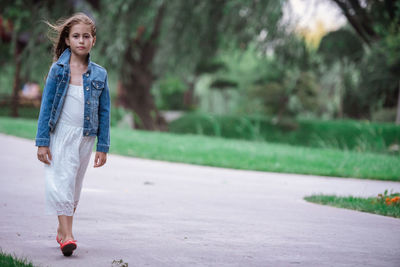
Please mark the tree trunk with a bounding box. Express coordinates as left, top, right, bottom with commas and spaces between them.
331, 0, 379, 45
120, 64, 167, 131
396, 81, 400, 124
119, 2, 168, 131
11, 41, 22, 117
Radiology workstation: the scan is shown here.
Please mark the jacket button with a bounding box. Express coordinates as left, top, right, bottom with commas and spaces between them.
86, 87, 89, 91
86, 73, 89, 77
86, 116, 90, 120
87, 101, 90, 104
85, 132, 89, 136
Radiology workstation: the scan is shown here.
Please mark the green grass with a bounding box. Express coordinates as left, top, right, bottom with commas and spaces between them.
0, 251, 36, 267
304, 191, 400, 218
169, 113, 400, 154
1, 116, 400, 181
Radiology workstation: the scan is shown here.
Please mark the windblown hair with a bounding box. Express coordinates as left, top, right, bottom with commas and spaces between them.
45, 13, 96, 61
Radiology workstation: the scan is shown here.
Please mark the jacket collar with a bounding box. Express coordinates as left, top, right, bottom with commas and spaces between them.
56, 48, 93, 73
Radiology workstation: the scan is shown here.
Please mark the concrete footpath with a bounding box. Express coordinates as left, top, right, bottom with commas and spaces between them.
0, 133, 399, 267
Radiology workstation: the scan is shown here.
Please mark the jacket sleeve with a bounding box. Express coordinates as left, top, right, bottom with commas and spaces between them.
35, 63, 58, 147
96, 71, 111, 153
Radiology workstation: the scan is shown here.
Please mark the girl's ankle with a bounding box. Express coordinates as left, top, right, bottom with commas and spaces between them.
63, 235, 75, 242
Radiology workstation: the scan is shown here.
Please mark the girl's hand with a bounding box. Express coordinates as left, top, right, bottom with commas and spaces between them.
94, 152, 107, 168
37, 146, 52, 165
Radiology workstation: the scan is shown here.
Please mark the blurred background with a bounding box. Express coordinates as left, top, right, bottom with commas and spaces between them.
1, 0, 399, 155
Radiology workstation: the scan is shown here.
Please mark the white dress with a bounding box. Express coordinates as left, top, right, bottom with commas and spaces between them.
44, 84, 96, 216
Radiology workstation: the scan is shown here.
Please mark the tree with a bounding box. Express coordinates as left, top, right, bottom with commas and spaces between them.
318, 28, 364, 65
98, 0, 286, 130
331, 0, 380, 45
2, 2, 35, 117
1, 0, 77, 117
331, 0, 400, 123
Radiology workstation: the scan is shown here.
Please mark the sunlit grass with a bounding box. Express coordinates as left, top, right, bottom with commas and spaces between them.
1, 116, 400, 181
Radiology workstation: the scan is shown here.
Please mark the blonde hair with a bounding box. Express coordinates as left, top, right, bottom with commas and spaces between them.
45, 13, 96, 61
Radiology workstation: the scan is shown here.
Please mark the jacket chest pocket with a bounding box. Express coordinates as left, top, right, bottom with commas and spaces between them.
91, 80, 104, 98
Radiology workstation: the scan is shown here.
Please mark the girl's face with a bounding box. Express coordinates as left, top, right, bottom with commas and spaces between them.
65, 22, 96, 58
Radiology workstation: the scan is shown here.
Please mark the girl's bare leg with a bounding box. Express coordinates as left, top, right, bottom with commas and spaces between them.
57, 215, 74, 243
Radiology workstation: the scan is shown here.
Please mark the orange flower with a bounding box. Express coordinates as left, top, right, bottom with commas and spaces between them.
391, 196, 400, 204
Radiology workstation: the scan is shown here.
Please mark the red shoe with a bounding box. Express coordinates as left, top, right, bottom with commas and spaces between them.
56, 234, 62, 245
60, 239, 77, 256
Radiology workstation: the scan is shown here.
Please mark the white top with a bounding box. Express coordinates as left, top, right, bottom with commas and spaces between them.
59, 84, 84, 127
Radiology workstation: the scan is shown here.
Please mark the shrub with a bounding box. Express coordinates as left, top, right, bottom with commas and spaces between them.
169, 113, 400, 154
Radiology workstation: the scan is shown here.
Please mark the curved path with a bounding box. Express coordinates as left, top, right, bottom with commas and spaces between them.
0, 133, 399, 267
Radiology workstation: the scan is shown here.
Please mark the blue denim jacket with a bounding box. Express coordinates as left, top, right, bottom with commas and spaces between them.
35, 48, 110, 153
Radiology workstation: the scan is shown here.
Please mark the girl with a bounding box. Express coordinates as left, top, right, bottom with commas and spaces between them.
35, 13, 110, 256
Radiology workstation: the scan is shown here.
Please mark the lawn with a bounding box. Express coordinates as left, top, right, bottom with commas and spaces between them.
304, 191, 400, 218
1, 116, 400, 181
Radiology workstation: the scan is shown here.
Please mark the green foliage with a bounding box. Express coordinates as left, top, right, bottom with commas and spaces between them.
0, 36, 12, 68
194, 39, 323, 117
346, 44, 399, 118
210, 79, 238, 90
304, 190, 400, 219
250, 82, 287, 115
317, 28, 364, 65
0, 65, 14, 95
98, 0, 159, 69
195, 60, 227, 74
110, 105, 129, 127
169, 113, 400, 154
160, 0, 286, 75
2, 0, 397, 125
273, 34, 319, 71
1, 116, 399, 181
95, 0, 287, 124
98, 0, 286, 76
250, 70, 320, 117
326, 1, 400, 120
0, 104, 39, 119
206, 35, 324, 117
371, 108, 397, 123
152, 75, 186, 110
317, 59, 361, 119
1, 0, 78, 95
203, 44, 281, 115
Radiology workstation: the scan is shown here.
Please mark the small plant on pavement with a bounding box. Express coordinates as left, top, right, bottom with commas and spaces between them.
112, 259, 128, 267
